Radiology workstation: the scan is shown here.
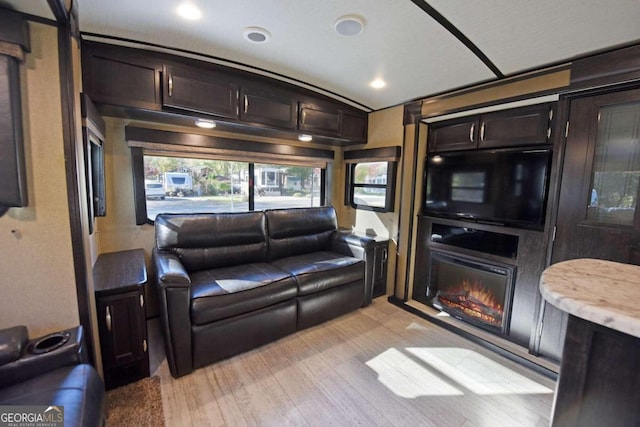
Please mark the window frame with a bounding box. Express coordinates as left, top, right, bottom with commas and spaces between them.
344, 146, 401, 213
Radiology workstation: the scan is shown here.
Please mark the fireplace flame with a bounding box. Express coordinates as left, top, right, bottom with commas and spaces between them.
457, 279, 501, 311
436, 279, 504, 328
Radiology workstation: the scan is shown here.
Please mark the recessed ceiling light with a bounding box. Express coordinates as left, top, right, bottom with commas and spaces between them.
176, 3, 202, 20
334, 15, 365, 36
195, 119, 216, 129
243, 27, 271, 44
370, 79, 386, 89
298, 134, 313, 142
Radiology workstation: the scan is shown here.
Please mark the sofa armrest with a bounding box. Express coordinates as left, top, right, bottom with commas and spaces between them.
0, 326, 85, 389
0, 326, 28, 367
331, 231, 376, 306
152, 249, 193, 378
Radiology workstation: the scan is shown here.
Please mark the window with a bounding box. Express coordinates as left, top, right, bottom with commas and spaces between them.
140, 154, 326, 222
347, 160, 397, 212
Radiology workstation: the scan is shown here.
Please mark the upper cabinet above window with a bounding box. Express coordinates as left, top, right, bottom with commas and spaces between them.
81, 41, 368, 146
428, 103, 554, 153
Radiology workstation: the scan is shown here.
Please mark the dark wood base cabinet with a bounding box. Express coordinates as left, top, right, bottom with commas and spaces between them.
552, 315, 640, 427
371, 240, 389, 298
93, 249, 150, 390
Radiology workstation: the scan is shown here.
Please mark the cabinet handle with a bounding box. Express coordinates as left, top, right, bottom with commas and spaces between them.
244, 95, 249, 113
168, 75, 173, 97
383, 248, 388, 262
480, 122, 485, 141
106, 306, 112, 332
547, 127, 552, 139
143, 339, 148, 352
140, 294, 144, 308
469, 124, 475, 142
549, 108, 554, 121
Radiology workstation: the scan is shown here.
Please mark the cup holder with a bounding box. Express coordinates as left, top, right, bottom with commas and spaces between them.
29, 331, 71, 355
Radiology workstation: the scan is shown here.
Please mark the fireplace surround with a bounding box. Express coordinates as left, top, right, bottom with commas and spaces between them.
427, 251, 516, 335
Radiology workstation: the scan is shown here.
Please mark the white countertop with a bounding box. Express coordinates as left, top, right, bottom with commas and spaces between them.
540, 258, 640, 338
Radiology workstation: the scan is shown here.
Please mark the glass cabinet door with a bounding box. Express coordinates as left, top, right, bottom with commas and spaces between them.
586, 101, 640, 227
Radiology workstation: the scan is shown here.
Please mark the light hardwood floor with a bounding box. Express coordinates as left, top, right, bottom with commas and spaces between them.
150, 299, 555, 427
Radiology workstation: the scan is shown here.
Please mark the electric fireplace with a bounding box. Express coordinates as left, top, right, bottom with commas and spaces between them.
427, 251, 515, 335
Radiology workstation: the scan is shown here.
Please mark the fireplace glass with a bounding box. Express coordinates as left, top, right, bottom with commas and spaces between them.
428, 251, 515, 335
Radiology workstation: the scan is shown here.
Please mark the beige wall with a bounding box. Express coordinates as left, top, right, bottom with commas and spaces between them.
340, 105, 405, 294
0, 23, 79, 337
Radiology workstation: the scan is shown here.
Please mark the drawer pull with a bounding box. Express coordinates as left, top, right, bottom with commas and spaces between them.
106, 306, 112, 332
244, 95, 249, 113
168, 75, 173, 97
480, 122, 486, 141
469, 124, 475, 142
140, 294, 144, 308
143, 339, 148, 352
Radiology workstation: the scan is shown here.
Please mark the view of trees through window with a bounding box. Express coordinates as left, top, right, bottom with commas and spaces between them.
144, 155, 322, 221
352, 161, 388, 209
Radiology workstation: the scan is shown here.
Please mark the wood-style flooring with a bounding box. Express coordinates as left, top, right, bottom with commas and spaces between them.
150, 299, 555, 426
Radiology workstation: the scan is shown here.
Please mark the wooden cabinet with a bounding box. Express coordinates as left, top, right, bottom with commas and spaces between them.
299, 100, 368, 142
371, 240, 390, 298
478, 104, 552, 148
240, 86, 297, 129
82, 41, 368, 145
93, 249, 149, 390
428, 103, 553, 152
428, 116, 479, 152
82, 43, 161, 111
163, 64, 239, 119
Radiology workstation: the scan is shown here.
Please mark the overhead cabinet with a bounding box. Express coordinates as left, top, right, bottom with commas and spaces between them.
82, 41, 368, 145
163, 64, 239, 119
428, 103, 553, 152
240, 86, 298, 130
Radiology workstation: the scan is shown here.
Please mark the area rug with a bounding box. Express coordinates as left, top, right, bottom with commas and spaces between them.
106, 376, 165, 426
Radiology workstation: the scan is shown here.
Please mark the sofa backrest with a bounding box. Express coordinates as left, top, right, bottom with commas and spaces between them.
265, 206, 337, 260
155, 212, 267, 272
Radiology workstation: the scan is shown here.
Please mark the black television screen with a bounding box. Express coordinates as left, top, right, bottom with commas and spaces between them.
424, 147, 552, 229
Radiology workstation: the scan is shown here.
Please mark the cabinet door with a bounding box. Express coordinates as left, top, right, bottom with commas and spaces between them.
372, 242, 389, 298
83, 50, 160, 111
478, 104, 552, 148
299, 102, 341, 136
341, 111, 368, 142
428, 116, 479, 152
163, 65, 239, 119
97, 290, 146, 369
240, 86, 297, 129
553, 89, 640, 264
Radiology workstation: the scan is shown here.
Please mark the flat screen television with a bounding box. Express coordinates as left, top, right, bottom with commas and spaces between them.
424, 147, 552, 230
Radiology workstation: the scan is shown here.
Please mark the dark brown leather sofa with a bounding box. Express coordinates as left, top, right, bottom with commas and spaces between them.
153, 206, 375, 378
0, 325, 105, 427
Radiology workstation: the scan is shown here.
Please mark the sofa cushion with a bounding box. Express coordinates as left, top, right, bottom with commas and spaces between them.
190, 263, 297, 324
0, 364, 104, 427
266, 207, 337, 261
272, 251, 364, 296
155, 212, 267, 272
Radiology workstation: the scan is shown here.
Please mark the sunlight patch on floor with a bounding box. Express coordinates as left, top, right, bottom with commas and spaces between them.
406, 347, 554, 395
365, 348, 464, 398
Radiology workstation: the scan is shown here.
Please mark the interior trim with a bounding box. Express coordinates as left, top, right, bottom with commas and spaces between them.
423, 93, 560, 123
410, 0, 504, 78
125, 127, 334, 161
343, 146, 401, 163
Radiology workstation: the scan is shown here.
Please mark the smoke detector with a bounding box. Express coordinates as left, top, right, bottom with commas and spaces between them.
334, 15, 365, 36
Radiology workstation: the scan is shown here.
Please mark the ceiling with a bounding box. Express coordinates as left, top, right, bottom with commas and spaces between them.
4, 0, 640, 111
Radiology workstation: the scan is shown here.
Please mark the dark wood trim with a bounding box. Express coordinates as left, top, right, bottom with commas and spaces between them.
344, 146, 401, 162
409, 1, 503, 78
125, 127, 335, 160
81, 32, 372, 112
401, 123, 421, 301
0, 7, 30, 53
570, 43, 640, 92
46, 0, 79, 39
403, 101, 422, 125
55, 22, 95, 365
130, 147, 148, 226
388, 296, 558, 380
80, 93, 105, 140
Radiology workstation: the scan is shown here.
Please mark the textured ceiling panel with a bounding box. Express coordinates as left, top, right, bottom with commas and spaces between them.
75, 0, 494, 110
428, 0, 640, 75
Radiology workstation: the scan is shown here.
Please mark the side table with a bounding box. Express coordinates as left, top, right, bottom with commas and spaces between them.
93, 248, 150, 389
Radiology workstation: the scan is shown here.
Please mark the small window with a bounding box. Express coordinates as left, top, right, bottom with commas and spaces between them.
348, 161, 397, 212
